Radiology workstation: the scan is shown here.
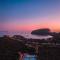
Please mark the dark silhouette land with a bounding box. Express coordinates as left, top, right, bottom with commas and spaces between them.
0, 28, 60, 60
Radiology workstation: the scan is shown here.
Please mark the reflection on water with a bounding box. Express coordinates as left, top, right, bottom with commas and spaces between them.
0, 31, 52, 39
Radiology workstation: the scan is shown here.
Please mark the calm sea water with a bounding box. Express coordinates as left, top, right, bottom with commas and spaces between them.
0, 31, 52, 39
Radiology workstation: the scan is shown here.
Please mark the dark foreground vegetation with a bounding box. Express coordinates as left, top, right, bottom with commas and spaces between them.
0, 35, 35, 60
0, 33, 60, 60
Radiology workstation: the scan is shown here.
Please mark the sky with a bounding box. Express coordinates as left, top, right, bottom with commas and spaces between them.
0, 0, 60, 32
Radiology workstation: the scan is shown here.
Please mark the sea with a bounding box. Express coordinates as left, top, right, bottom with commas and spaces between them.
0, 31, 52, 39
